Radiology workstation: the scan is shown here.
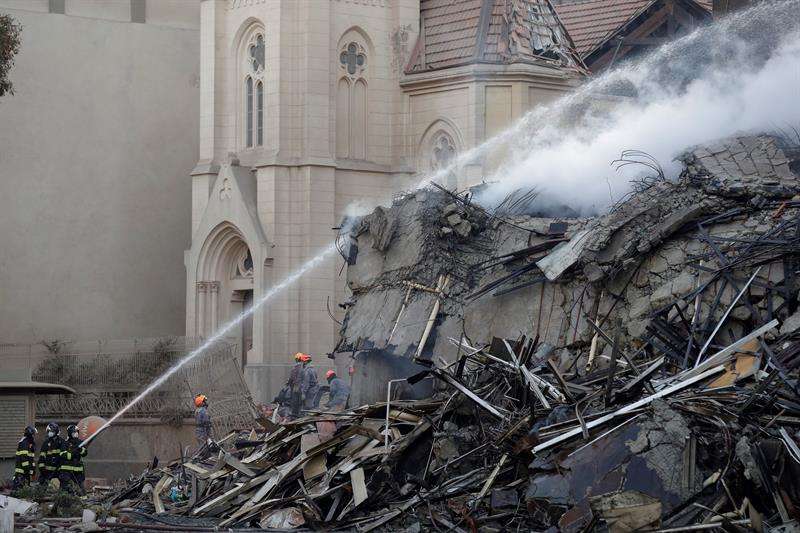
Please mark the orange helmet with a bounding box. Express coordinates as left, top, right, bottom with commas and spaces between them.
325, 370, 336, 380
294, 352, 311, 363
194, 394, 207, 408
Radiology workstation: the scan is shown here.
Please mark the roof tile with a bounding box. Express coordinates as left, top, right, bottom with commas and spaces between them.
407, 0, 585, 74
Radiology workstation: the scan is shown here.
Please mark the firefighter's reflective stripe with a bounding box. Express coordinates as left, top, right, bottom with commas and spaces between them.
60, 464, 84, 472
14, 468, 26, 474
16, 449, 34, 456
42, 465, 59, 471
19, 461, 30, 467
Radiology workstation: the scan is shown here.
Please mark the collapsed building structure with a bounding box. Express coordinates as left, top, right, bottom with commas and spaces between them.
338, 134, 800, 403
12, 134, 800, 531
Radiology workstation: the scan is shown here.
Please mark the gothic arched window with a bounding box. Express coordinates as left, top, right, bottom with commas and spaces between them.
336, 41, 368, 160
431, 131, 458, 188
243, 33, 265, 148
432, 132, 456, 170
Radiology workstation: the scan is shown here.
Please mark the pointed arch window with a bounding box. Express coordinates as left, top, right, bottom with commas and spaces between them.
256, 81, 264, 146
432, 132, 456, 170
245, 77, 254, 147
243, 32, 265, 149
431, 131, 458, 189
336, 41, 368, 160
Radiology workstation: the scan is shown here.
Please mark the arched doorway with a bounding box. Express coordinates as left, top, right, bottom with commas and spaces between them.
195, 223, 256, 366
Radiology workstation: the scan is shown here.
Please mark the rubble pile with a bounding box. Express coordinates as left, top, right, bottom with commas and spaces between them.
18, 134, 800, 532
86, 327, 797, 531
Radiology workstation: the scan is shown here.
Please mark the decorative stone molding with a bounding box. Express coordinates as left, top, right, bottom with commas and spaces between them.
229, 0, 266, 9
219, 177, 232, 200
235, 248, 254, 279
431, 131, 456, 171
334, 0, 387, 5
196, 281, 220, 292
339, 42, 367, 79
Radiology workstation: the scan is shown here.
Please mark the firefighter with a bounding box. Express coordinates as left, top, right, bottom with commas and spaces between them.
194, 394, 212, 450
324, 370, 351, 412
38, 422, 65, 486
12, 426, 37, 491
302, 357, 320, 409
59, 424, 88, 494
287, 353, 309, 419
272, 386, 292, 423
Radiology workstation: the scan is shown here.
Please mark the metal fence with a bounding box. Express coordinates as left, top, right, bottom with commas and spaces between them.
2, 337, 256, 437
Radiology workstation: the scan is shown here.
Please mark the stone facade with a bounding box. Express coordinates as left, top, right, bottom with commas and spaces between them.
186, 0, 585, 403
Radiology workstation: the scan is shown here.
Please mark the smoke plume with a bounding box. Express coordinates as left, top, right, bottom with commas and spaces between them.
451, 1, 800, 215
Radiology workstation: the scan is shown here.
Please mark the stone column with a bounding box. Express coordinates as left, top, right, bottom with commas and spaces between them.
209, 281, 220, 332
196, 282, 208, 338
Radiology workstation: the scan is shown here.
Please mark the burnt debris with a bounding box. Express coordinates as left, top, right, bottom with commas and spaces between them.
39, 134, 800, 532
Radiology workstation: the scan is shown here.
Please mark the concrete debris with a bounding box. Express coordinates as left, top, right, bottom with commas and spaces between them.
12, 134, 800, 532
0, 494, 39, 515
328, 133, 800, 530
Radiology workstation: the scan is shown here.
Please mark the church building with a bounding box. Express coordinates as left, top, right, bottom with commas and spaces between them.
184, 0, 586, 401
0, 0, 715, 405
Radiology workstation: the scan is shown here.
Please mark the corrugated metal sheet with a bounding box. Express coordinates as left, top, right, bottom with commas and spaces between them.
0, 397, 28, 457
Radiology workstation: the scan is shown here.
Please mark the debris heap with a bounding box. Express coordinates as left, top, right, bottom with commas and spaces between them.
47, 134, 800, 532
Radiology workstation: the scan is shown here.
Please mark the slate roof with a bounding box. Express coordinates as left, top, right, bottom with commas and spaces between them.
406, 0, 586, 74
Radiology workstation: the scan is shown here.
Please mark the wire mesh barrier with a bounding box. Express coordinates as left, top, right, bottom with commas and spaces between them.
2, 337, 257, 437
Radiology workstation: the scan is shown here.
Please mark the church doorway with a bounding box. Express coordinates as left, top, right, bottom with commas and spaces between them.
195, 223, 257, 366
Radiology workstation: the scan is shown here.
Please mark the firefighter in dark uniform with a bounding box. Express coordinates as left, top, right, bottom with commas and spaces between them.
12, 426, 37, 491
59, 424, 88, 493
37, 422, 65, 486
287, 353, 309, 419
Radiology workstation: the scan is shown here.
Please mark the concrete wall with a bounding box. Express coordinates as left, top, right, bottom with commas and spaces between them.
41, 419, 197, 482
0, 419, 198, 483
0, 7, 199, 343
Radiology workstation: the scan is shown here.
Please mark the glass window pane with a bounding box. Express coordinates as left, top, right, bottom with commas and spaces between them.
256, 81, 264, 146
246, 77, 253, 148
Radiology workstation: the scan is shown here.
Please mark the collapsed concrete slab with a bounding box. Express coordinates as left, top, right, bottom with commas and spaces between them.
527, 401, 699, 529
337, 134, 800, 405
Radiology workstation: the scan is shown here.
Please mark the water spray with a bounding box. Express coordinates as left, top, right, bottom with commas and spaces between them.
80, 241, 339, 446
82, 0, 800, 446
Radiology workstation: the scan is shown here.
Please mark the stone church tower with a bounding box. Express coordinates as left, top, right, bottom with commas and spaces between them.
185, 0, 584, 402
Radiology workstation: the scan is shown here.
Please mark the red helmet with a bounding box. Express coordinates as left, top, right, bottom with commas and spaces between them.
295, 352, 311, 363
325, 370, 336, 380
194, 394, 207, 408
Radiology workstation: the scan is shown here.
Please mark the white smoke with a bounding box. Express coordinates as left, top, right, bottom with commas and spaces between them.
463, 1, 800, 215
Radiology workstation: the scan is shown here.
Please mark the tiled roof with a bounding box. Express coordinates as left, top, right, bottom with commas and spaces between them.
406, 0, 585, 74
414, 0, 484, 71
553, 0, 654, 57
553, 0, 714, 58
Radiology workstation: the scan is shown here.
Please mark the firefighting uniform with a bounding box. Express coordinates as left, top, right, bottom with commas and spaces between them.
38, 434, 65, 485
59, 437, 88, 491
12, 434, 36, 489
